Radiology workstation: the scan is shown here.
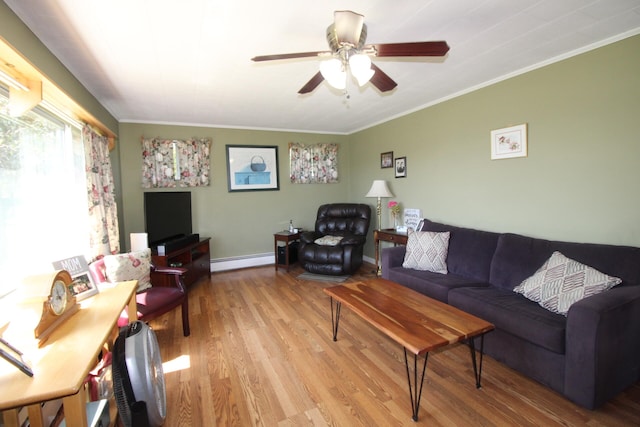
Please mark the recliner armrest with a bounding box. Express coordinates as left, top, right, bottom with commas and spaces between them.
339, 235, 365, 245
300, 231, 320, 244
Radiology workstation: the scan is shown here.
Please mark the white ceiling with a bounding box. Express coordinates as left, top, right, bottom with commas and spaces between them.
5, 0, 640, 134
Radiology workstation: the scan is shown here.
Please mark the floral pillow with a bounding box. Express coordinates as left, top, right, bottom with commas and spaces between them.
103, 249, 152, 292
513, 251, 622, 316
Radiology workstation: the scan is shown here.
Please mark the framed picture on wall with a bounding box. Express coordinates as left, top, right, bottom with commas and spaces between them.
381, 151, 393, 168
226, 145, 280, 192
490, 123, 528, 160
395, 156, 407, 178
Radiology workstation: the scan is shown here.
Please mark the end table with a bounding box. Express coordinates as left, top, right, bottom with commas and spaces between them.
374, 228, 408, 276
274, 231, 301, 271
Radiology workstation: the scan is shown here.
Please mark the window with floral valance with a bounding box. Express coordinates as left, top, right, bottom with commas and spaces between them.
289, 142, 339, 184
141, 137, 211, 188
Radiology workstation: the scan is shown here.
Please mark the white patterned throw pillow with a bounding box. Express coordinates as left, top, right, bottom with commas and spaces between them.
513, 251, 621, 316
402, 230, 450, 274
103, 248, 153, 292
314, 235, 343, 246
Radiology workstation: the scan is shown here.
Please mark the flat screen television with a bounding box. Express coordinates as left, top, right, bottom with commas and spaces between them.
144, 191, 192, 246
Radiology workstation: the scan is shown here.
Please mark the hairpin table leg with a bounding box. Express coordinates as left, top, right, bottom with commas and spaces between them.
330, 297, 341, 342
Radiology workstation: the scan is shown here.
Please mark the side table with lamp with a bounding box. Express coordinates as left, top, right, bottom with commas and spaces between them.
374, 228, 408, 276
365, 179, 394, 275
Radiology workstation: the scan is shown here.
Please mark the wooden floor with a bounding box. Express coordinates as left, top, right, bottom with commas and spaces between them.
150, 264, 640, 426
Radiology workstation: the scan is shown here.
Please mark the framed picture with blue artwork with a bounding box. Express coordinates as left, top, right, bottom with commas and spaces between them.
226, 145, 280, 192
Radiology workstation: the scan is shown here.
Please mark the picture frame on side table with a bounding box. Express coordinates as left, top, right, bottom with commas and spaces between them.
395, 156, 407, 178
490, 123, 528, 160
403, 208, 422, 231
226, 145, 280, 192
381, 151, 393, 168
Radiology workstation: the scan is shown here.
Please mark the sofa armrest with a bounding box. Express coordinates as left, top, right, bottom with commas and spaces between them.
381, 246, 406, 279
564, 285, 640, 408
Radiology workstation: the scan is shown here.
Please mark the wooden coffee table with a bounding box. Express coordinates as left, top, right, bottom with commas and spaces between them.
323, 278, 494, 421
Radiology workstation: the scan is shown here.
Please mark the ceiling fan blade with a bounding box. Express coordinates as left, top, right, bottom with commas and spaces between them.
370, 41, 450, 57
252, 51, 329, 62
333, 10, 364, 45
369, 64, 397, 92
298, 72, 324, 94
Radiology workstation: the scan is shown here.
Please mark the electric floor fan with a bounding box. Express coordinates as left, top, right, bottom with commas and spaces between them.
112, 321, 166, 427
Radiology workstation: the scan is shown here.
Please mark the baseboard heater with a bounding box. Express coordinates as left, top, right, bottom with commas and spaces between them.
209, 253, 375, 272
210, 253, 273, 272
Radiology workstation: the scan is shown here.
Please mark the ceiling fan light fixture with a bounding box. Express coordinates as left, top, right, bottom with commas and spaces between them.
349, 53, 374, 86
254, 10, 449, 94
320, 58, 346, 90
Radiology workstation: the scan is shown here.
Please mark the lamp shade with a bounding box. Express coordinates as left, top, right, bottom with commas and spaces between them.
349, 54, 374, 86
130, 232, 149, 251
320, 58, 346, 90
365, 180, 394, 198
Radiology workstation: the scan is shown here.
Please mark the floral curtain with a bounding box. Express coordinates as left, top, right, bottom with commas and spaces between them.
289, 142, 339, 184
83, 124, 120, 257
141, 137, 210, 188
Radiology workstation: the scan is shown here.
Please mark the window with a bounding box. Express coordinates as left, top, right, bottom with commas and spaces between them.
0, 91, 88, 298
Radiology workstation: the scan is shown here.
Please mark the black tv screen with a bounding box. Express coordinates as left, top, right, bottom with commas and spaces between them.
144, 191, 192, 246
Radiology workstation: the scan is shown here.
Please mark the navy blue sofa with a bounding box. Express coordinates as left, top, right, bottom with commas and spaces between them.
381, 219, 640, 409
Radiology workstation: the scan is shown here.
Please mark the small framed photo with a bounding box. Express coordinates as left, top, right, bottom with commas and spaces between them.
395, 156, 407, 178
69, 273, 98, 300
52, 255, 99, 301
226, 145, 280, 192
491, 123, 527, 160
380, 151, 393, 168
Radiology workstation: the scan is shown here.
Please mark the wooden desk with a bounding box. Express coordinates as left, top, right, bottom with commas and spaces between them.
374, 228, 408, 276
0, 281, 137, 427
274, 231, 301, 271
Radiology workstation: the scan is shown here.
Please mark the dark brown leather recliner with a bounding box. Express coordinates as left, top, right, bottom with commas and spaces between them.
298, 203, 371, 276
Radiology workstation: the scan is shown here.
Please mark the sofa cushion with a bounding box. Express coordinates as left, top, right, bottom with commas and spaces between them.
386, 267, 488, 303
490, 233, 640, 290
402, 230, 449, 274
448, 286, 567, 354
421, 219, 500, 282
513, 251, 621, 316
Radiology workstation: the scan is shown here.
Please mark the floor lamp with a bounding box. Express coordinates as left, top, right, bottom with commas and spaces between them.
366, 180, 394, 231
366, 180, 394, 276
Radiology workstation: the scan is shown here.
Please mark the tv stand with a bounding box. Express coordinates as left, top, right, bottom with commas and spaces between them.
152, 237, 211, 287
155, 233, 200, 255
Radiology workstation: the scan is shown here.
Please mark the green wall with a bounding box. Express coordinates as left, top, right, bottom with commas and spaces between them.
117, 123, 350, 258
351, 34, 640, 254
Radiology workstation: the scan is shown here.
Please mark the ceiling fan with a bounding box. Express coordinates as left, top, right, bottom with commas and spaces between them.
251, 10, 450, 94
